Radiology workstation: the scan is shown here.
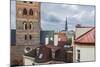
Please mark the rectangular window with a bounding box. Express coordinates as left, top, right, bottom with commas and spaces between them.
29, 35, 32, 40
77, 49, 80, 62
25, 35, 27, 40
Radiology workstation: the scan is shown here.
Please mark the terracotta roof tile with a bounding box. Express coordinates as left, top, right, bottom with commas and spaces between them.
75, 27, 95, 44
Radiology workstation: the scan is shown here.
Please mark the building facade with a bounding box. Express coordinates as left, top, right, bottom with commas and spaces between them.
40, 31, 54, 45
11, 1, 40, 66
73, 27, 95, 62
16, 1, 40, 46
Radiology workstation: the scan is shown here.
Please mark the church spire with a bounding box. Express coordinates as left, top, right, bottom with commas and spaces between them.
65, 17, 68, 31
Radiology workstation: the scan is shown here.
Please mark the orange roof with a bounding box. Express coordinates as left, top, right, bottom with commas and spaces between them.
58, 32, 67, 41
55, 32, 67, 41
75, 27, 95, 43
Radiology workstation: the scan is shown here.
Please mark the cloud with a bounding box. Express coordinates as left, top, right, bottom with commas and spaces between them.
41, 9, 64, 26
43, 12, 62, 23
72, 9, 95, 26
41, 3, 95, 31
62, 4, 78, 10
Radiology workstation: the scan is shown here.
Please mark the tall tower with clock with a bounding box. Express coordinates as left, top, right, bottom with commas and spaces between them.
16, 1, 40, 46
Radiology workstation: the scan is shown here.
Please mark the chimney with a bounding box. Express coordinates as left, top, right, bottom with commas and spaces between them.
54, 33, 58, 46
45, 37, 49, 45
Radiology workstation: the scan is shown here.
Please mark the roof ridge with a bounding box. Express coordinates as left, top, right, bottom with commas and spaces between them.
75, 27, 95, 40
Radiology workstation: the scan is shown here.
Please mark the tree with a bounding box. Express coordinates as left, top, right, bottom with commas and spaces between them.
67, 38, 72, 45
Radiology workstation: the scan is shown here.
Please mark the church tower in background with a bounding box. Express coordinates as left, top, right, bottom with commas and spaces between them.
65, 17, 68, 31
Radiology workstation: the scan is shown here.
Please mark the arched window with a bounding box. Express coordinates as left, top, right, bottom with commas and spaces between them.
29, 35, 32, 40
29, 22, 33, 29
25, 35, 27, 40
23, 22, 27, 30
23, 1, 27, 3
29, 9, 33, 15
29, 23, 32, 29
23, 8, 27, 15
25, 23, 27, 30
29, 2, 33, 4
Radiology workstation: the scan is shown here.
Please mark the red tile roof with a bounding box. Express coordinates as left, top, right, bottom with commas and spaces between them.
75, 27, 95, 44
55, 32, 67, 42
58, 32, 67, 42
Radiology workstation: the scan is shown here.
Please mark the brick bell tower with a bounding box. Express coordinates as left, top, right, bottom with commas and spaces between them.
16, 1, 40, 46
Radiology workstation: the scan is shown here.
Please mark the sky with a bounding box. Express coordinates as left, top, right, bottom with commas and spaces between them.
11, 0, 16, 29
11, 0, 95, 31
41, 3, 95, 31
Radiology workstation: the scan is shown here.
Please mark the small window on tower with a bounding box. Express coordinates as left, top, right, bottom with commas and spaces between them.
29, 9, 33, 15
29, 35, 32, 40
25, 35, 27, 40
23, 8, 27, 15
23, 22, 27, 30
29, 2, 33, 4
29, 24, 31, 29
25, 24, 27, 30
29, 23, 32, 29
24, 1, 27, 3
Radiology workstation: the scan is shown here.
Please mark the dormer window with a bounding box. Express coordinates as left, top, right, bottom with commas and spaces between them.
39, 53, 43, 59
26, 47, 31, 51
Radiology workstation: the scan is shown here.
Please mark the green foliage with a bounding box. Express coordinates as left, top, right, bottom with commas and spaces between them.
67, 38, 72, 45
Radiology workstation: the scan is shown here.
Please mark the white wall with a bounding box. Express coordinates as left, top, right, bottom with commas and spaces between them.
23, 56, 35, 65
54, 34, 58, 46
45, 37, 49, 45
74, 45, 95, 62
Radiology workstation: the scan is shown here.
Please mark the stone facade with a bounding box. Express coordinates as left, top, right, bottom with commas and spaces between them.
16, 1, 40, 46
11, 1, 40, 66
11, 45, 37, 66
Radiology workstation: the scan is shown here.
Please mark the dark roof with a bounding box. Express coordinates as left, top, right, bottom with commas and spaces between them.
24, 49, 36, 57
24, 45, 51, 57
76, 25, 94, 28
46, 44, 61, 51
